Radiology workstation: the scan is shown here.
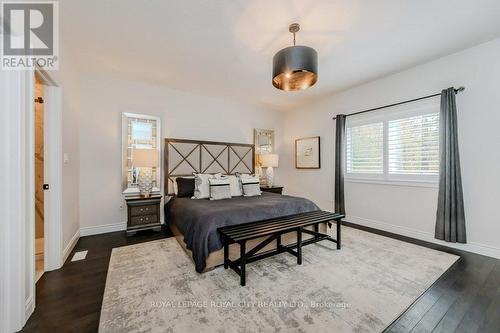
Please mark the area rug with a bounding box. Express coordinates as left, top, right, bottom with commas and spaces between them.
99, 226, 458, 333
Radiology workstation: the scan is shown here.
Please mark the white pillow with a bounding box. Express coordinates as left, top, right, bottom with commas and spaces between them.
192, 173, 221, 199
209, 178, 232, 200
240, 175, 261, 197
223, 175, 242, 197
237, 173, 252, 178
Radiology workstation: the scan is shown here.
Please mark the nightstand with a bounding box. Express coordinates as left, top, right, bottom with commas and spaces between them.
260, 186, 283, 195
125, 195, 162, 236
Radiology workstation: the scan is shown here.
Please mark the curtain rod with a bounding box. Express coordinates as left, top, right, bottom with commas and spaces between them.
332, 86, 465, 120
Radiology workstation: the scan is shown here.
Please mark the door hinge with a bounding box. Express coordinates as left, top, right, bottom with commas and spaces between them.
43, 184, 49, 190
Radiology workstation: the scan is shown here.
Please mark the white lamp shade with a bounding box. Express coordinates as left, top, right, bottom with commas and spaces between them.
260, 154, 279, 168
133, 149, 159, 167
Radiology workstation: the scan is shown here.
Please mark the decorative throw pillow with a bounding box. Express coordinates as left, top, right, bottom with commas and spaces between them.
223, 175, 242, 197
240, 175, 261, 197
192, 173, 212, 199
175, 177, 195, 198
209, 178, 232, 200
235, 172, 252, 178
192, 173, 222, 199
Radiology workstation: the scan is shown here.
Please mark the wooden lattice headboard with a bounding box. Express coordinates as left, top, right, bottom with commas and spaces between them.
164, 138, 255, 195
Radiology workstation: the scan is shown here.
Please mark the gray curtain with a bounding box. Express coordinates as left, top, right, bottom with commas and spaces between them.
334, 114, 346, 215
435, 87, 466, 243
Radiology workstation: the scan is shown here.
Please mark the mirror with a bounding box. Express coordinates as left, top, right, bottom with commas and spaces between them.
122, 113, 161, 195
254, 128, 275, 184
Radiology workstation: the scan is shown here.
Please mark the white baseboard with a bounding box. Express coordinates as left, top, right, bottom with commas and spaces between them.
25, 294, 34, 324
80, 222, 127, 237
62, 229, 80, 264
346, 215, 500, 260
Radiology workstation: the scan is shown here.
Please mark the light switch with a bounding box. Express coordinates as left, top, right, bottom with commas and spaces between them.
63, 153, 69, 164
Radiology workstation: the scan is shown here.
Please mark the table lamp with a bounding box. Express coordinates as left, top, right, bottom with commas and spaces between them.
133, 148, 159, 197
260, 154, 279, 187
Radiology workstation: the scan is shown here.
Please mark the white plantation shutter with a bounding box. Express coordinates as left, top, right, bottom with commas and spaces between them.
346, 122, 383, 174
345, 99, 440, 182
388, 113, 439, 175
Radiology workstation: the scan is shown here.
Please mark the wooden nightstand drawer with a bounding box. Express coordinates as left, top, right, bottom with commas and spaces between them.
125, 195, 162, 236
130, 204, 157, 216
130, 214, 158, 226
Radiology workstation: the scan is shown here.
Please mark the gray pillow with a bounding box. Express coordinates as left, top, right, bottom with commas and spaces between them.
240, 176, 261, 197
209, 178, 232, 200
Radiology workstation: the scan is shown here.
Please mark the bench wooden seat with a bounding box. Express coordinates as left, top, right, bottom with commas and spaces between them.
218, 210, 344, 286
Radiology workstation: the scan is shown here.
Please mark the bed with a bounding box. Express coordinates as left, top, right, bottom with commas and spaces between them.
164, 138, 323, 273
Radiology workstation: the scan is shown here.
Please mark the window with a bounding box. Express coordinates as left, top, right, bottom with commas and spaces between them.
346, 122, 383, 174
346, 100, 439, 184
121, 113, 161, 194
388, 113, 439, 175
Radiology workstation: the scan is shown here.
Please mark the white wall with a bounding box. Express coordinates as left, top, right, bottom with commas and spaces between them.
78, 73, 285, 233
281, 38, 500, 258
49, 45, 81, 259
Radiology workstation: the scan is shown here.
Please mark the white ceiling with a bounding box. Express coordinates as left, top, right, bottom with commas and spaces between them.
61, 0, 500, 111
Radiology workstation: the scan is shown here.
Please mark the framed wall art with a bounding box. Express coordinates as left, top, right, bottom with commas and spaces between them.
295, 136, 320, 169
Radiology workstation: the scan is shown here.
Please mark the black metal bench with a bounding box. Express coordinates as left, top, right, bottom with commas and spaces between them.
218, 210, 344, 286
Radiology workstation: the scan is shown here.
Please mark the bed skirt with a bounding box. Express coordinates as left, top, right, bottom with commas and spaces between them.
169, 221, 328, 273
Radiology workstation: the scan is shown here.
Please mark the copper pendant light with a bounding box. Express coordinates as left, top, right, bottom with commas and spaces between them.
272, 23, 318, 91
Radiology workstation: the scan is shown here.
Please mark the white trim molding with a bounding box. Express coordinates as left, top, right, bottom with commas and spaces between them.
25, 295, 34, 325
345, 178, 438, 189
0, 67, 35, 333
63, 230, 81, 264
80, 222, 127, 237
0, 63, 64, 333
23, 68, 36, 331
43, 85, 64, 271
346, 215, 500, 259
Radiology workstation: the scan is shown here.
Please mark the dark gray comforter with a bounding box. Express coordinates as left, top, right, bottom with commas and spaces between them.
165, 192, 319, 273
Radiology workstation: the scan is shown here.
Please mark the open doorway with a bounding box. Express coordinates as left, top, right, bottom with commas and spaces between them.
34, 79, 45, 282
33, 68, 62, 283
1, 66, 64, 330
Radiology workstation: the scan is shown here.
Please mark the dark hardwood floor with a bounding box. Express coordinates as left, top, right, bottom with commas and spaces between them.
341, 222, 500, 333
22, 226, 173, 333
21, 223, 499, 333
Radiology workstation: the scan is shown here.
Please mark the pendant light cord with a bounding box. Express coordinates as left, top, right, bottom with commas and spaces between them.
288, 23, 300, 46
289, 23, 300, 46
